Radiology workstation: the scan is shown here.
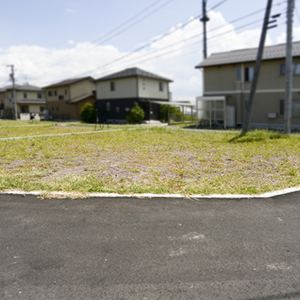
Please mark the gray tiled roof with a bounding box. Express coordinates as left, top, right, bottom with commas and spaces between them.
43, 76, 94, 89
0, 84, 43, 92
95, 67, 173, 82
195, 41, 300, 68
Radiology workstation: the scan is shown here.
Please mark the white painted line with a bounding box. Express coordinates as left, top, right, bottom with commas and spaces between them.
1, 186, 300, 199
0, 128, 136, 141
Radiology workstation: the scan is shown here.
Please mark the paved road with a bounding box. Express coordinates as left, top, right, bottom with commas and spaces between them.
0, 193, 300, 300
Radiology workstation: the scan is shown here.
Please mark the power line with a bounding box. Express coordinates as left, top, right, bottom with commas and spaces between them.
37, 0, 170, 68
74, 1, 284, 79
91, 18, 266, 78
51, 0, 228, 69
70, 0, 231, 78
36, 0, 285, 86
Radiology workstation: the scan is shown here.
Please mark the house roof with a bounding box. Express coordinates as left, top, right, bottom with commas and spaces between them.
0, 83, 43, 92
67, 93, 96, 104
195, 41, 300, 68
43, 76, 94, 89
95, 67, 173, 82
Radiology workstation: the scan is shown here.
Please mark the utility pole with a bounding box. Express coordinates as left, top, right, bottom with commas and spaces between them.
242, 0, 276, 134
7, 65, 17, 120
284, 0, 295, 134
200, 0, 209, 59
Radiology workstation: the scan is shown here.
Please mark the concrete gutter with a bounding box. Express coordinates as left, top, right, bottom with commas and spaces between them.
1, 186, 300, 199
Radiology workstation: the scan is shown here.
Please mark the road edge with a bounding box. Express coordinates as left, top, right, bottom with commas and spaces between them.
1, 186, 300, 199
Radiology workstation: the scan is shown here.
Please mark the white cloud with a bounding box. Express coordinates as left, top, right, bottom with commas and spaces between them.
0, 10, 275, 101
66, 8, 74, 14
276, 26, 300, 44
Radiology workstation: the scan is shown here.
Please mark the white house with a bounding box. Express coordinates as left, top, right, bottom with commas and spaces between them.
95, 67, 173, 122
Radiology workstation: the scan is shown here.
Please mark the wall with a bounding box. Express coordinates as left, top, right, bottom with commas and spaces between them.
70, 79, 95, 99
96, 78, 137, 99
46, 100, 78, 120
137, 77, 169, 100
202, 58, 300, 127
204, 58, 300, 94
45, 86, 70, 102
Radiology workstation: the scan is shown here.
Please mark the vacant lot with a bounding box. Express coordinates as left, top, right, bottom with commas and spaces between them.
0, 121, 299, 195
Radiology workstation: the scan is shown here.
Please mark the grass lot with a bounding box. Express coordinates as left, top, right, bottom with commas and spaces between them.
0, 120, 125, 138
0, 120, 299, 195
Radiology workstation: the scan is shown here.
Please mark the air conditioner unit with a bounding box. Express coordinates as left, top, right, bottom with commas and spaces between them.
267, 113, 277, 119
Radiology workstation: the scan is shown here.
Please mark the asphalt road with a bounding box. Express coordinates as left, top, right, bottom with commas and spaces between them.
1, 193, 300, 300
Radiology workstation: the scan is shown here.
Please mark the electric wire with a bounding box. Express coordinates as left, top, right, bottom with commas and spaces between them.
73, 1, 284, 79
70, 0, 231, 78
48, 0, 173, 67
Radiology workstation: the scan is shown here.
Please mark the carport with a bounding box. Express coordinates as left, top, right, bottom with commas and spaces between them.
139, 100, 195, 124
196, 96, 229, 129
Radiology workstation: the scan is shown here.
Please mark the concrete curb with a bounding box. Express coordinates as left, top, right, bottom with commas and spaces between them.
1, 186, 300, 199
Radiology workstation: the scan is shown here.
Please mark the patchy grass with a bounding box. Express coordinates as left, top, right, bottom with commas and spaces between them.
0, 120, 128, 138
0, 125, 299, 195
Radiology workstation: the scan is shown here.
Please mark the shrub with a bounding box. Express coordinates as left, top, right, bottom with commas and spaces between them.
126, 102, 145, 123
160, 105, 182, 122
80, 103, 97, 123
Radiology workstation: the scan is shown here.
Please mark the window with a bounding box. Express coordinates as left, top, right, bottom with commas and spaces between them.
65, 89, 68, 95
106, 102, 110, 111
21, 106, 29, 113
116, 106, 120, 113
40, 106, 45, 112
292, 101, 300, 117
56, 106, 59, 111
280, 63, 299, 75
279, 100, 300, 117
280, 100, 284, 115
23, 93, 27, 98
110, 82, 115, 91
244, 67, 254, 82
237, 67, 241, 80
37, 93, 42, 99
59, 95, 64, 100
54, 90, 57, 96
280, 64, 285, 76
159, 82, 164, 92
48, 91, 53, 97
295, 63, 300, 75
52, 107, 54, 111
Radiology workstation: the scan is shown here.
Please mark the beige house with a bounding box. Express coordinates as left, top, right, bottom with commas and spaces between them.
195, 42, 300, 129
0, 84, 45, 119
44, 77, 96, 121
95, 67, 172, 122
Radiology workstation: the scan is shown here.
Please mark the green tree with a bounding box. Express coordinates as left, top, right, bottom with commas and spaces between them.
160, 105, 182, 122
126, 102, 145, 124
80, 103, 97, 123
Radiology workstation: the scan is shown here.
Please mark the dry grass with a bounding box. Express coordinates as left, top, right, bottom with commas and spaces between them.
0, 122, 299, 195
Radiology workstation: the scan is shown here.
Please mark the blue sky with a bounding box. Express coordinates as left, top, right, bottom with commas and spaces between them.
1, 0, 300, 101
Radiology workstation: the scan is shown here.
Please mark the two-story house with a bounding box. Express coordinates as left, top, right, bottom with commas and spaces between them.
0, 84, 45, 119
95, 67, 173, 122
44, 77, 96, 121
195, 42, 300, 129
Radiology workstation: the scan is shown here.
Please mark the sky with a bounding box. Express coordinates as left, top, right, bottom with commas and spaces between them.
1, 0, 300, 102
